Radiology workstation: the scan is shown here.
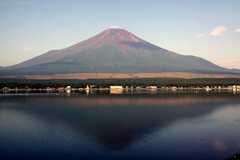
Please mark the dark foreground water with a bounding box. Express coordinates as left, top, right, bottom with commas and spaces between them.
1, 91, 240, 160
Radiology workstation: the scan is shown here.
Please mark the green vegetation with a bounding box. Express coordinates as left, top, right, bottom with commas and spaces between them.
1, 78, 240, 89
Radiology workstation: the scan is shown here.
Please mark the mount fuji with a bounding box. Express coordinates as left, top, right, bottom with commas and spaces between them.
1, 28, 239, 75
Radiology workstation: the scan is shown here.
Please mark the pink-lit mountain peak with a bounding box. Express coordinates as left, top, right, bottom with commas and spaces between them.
98, 29, 162, 54
69, 28, 162, 55
103, 29, 144, 42
81, 29, 147, 47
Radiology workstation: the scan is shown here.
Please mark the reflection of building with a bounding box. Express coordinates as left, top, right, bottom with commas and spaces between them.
233, 85, 240, 92
136, 86, 141, 89
66, 86, 71, 93
110, 90, 123, 94
171, 86, 177, 91
110, 86, 123, 90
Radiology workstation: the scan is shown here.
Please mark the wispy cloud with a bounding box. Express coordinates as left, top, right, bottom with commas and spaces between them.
215, 59, 240, 69
234, 29, 240, 32
13, 0, 33, 5
0, 0, 33, 5
225, 43, 234, 47
210, 26, 227, 36
217, 59, 240, 64
0, 0, 10, 6
20, 45, 35, 51
196, 34, 206, 38
109, 26, 120, 29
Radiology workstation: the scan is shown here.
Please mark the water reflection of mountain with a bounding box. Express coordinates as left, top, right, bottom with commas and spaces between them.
3, 93, 240, 150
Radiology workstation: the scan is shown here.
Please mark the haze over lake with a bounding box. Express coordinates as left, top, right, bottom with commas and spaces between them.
1, 91, 240, 160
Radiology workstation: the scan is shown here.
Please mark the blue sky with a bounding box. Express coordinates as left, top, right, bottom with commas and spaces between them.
1, 0, 240, 69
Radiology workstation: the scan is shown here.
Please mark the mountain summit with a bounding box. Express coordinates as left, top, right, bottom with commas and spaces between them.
1, 29, 239, 75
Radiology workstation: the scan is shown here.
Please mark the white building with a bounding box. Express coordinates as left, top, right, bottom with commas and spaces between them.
147, 86, 157, 89
110, 86, 123, 89
66, 86, 71, 90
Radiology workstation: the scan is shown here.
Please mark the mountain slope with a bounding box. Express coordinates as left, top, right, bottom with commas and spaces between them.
1, 29, 239, 75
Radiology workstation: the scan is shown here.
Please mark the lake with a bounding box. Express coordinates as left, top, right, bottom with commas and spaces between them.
1, 90, 240, 160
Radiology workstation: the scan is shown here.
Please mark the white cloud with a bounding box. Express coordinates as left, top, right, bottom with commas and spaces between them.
196, 34, 206, 38
109, 26, 120, 29
20, 45, 34, 51
234, 29, 240, 32
210, 26, 227, 36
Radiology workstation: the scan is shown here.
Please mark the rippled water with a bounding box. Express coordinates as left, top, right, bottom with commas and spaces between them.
1, 91, 240, 160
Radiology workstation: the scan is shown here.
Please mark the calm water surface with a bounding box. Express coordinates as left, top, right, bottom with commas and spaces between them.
1, 91, 240, 160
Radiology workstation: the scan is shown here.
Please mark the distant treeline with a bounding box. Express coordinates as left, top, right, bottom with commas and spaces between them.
1, 78, 240, 89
